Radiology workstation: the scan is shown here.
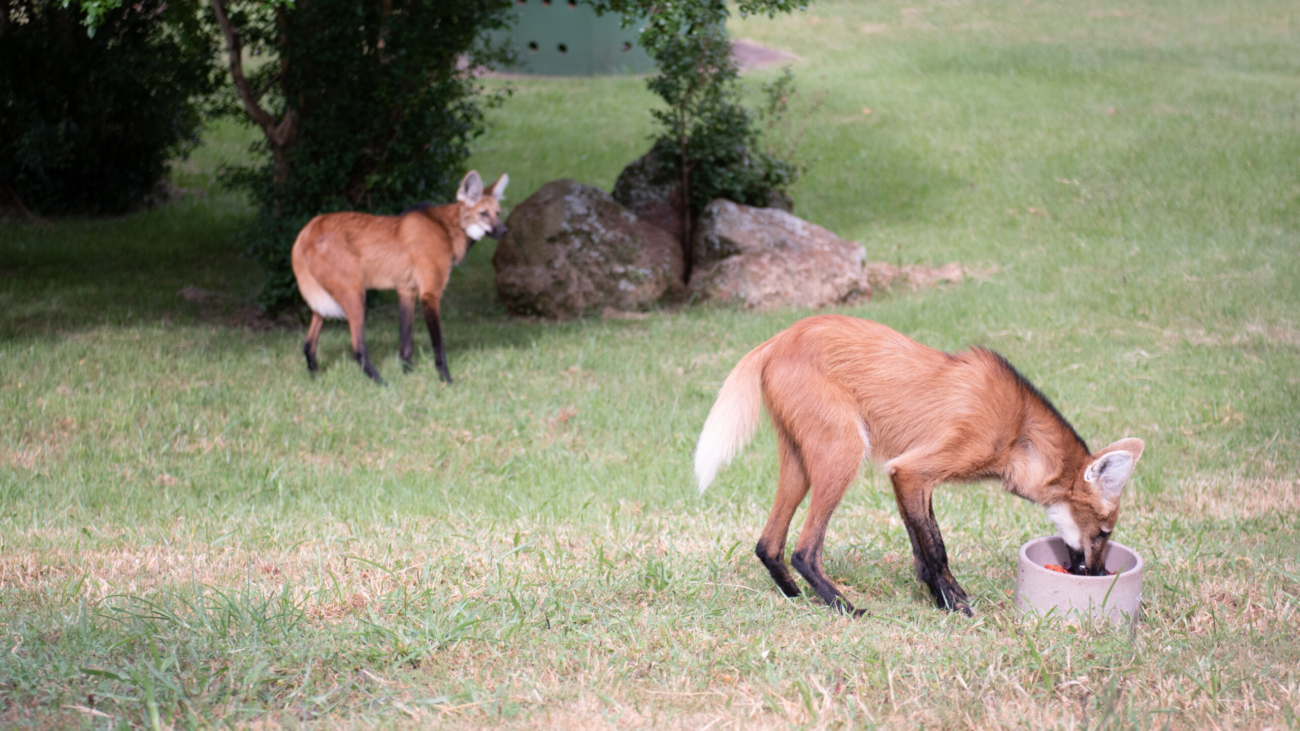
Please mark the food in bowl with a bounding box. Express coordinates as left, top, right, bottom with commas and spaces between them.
1044, 562, 1112, 576
1015, 536, 1143, 624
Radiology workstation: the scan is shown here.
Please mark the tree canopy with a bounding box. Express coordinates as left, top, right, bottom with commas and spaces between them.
2, 0, 220, 215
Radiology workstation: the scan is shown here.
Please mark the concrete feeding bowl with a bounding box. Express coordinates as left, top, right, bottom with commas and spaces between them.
1014, 536, 1144, 625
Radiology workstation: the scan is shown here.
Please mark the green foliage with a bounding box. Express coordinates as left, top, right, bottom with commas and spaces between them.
642, 82, 798, 217
0, 0, 220, 216
216, 0, 515, 312
591, 0, 806, 219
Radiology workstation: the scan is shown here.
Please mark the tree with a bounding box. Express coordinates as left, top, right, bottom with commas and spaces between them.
589, 0, 808, 277
0, 0, 220, 216
66, 0, 515, 311
210, 0, 515, 310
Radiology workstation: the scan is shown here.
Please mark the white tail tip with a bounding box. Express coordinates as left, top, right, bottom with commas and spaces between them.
692, 349, 766, 494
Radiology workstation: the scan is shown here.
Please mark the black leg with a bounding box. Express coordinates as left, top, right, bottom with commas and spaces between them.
775, 408, 867, 617
791, 544, 865, 616
341, 295, 384, 386
421, 296, 452, 384
398, 295, 415, 373
304, 313, 324, 376
892, 474, 970, 615
353, 347, 385, 385
755, 541, 801, 598
755, 429, 811, 600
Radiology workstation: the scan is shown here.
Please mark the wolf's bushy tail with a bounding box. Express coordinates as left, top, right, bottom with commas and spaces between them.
694, 341, 773, 493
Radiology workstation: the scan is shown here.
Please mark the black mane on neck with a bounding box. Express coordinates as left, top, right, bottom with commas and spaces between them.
982, 348, 1090, 454
399, 202, 434, 216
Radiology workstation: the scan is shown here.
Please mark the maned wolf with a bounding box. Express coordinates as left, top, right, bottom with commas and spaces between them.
291, 171, 508, 384
694, 315, 1144, 616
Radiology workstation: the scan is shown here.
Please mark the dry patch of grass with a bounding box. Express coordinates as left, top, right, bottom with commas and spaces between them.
1172, 472, 1300, 519
865, 262, 1001, 294
3, 488, 1298, 728
1174, 321, 1300, 349
1, 416, 77, 472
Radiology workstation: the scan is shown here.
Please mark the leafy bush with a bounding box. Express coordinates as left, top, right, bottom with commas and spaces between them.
590, 0, 806, 275
638, 3, 800, 215
211, 0, 515, 312
644, 87, 798, 216
0, 0, 219, 216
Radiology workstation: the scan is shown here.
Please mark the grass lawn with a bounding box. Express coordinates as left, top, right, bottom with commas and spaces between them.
2, 0, 1299, 727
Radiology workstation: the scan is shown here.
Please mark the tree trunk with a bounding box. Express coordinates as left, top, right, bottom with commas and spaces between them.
211, 0, 297, 185
678, 108, 692, 284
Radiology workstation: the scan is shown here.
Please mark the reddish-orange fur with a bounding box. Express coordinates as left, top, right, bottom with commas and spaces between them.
694, 315, 1144, 615
291, 171, 508, 383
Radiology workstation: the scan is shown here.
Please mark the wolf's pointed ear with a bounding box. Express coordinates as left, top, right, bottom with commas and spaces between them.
489, 173, 509, 201
1084, 438, 1145, 508
457, 171, 484, 205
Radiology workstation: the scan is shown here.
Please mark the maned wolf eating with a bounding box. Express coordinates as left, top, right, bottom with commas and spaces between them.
291, 171, 508, 384
694, 315, 1144, 616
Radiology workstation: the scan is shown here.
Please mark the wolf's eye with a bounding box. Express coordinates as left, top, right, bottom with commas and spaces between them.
481, 211, 489, 217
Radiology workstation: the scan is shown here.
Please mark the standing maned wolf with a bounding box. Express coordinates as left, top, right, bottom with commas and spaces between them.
290, 171, 508, 384
695, 315, 1144, 616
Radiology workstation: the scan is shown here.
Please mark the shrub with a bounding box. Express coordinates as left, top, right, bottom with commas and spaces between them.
0, 0, 219, 216
591, 0, 807, 275
638, 4, 800, 214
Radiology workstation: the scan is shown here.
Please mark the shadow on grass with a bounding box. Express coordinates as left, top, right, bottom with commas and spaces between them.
0, 196, 271, 341
0, 195, 635, 376
0, 129, 957, 358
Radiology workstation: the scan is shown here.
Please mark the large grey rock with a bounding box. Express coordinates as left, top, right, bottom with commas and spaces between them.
493, 179, 684, 319
611, 147, 687, 242
688, 199, 870, 310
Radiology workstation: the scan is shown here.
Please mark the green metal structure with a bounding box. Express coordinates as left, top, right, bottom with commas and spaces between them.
494, 1, 655, 76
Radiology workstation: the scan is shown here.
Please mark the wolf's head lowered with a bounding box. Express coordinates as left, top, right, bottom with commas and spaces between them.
1048, 438, 1145, 576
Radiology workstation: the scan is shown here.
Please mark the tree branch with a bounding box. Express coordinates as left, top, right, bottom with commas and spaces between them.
212, 0, 271, 131
211, 0, 295, 182
251, 69, 283, 105
211, 0, 296, 145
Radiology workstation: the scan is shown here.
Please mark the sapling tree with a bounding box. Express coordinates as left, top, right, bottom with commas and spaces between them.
589, 0, 808, 277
